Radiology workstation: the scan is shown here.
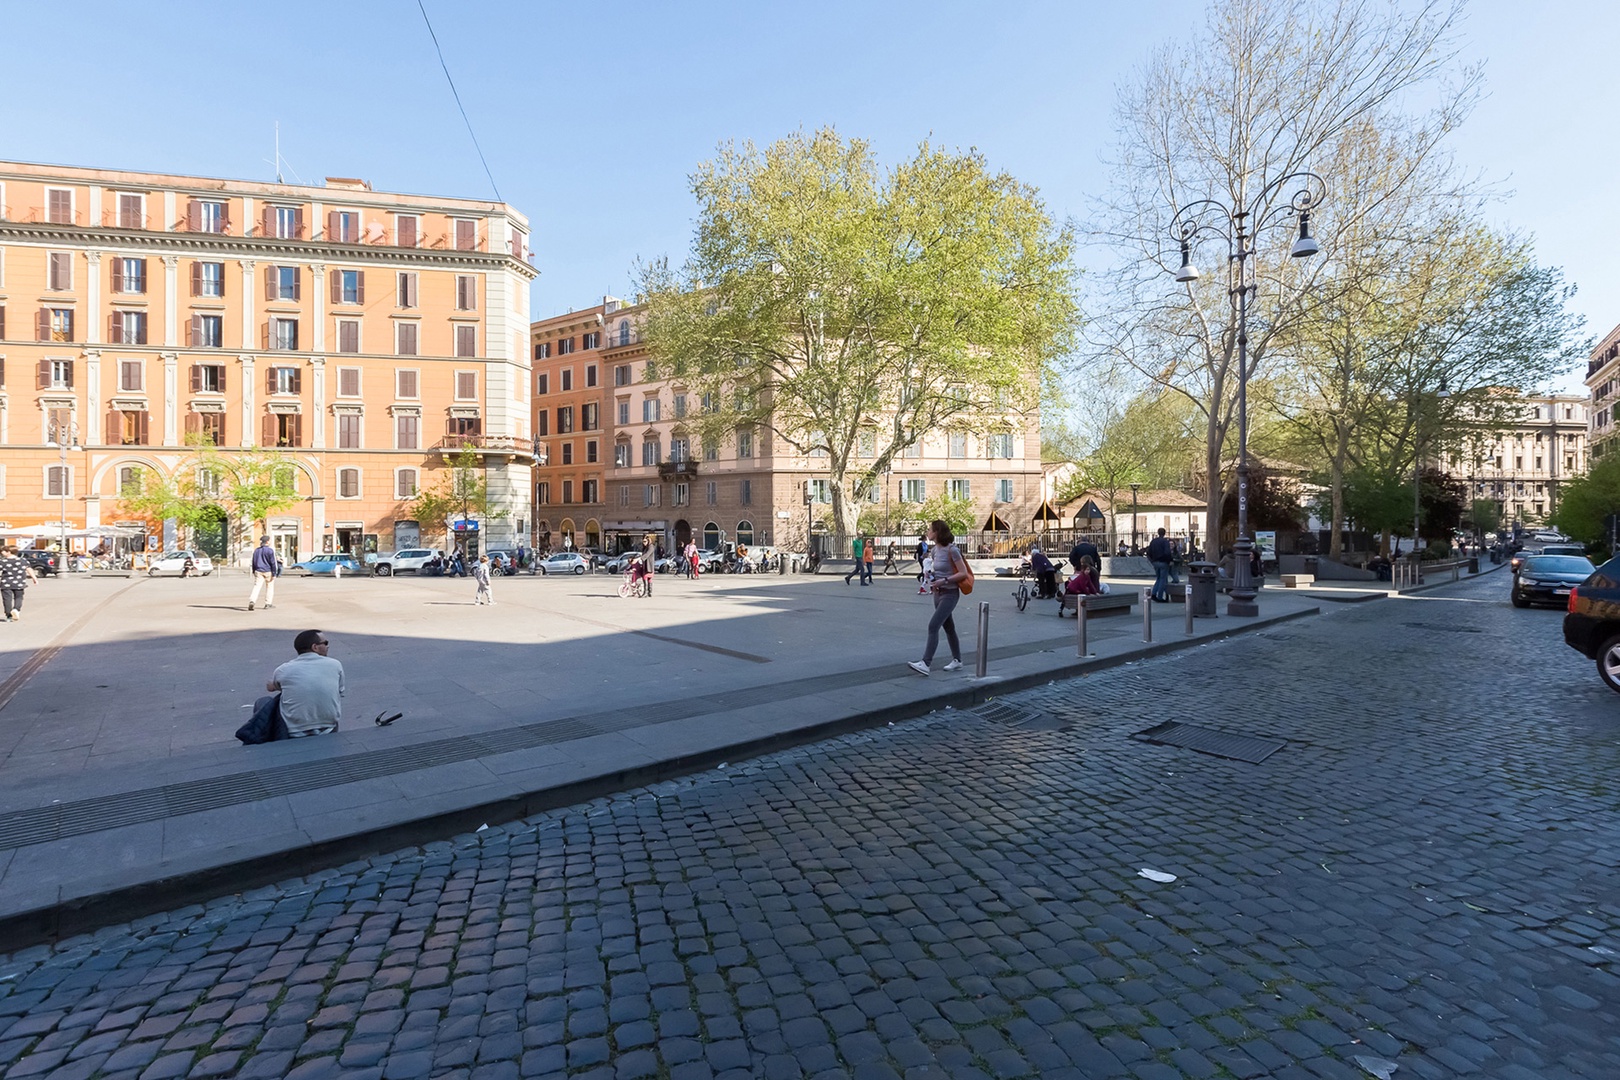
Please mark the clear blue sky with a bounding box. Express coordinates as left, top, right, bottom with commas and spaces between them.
3, 0, 1614, 387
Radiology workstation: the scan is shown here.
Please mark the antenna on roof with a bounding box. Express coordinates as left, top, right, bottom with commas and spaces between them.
274, 122, 284, 184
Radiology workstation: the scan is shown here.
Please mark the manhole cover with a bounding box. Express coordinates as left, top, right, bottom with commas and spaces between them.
976, 702, 1071, 731
1133, 722, 1285, 763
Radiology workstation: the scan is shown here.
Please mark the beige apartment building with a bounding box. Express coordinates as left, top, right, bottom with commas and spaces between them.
530, 303, 609, 551
1442, 390, 1588, 527
1585, 322, 1620, 463
531, 299, 1046, 557
0, 160, 536, 562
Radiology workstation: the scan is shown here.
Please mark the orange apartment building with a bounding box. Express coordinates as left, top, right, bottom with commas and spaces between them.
531, 298, 1046, 558
0, 160, 536, 563
529, 304, 609, 552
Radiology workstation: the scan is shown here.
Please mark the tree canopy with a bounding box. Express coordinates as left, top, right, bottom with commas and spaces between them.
639, 128, 1079, 541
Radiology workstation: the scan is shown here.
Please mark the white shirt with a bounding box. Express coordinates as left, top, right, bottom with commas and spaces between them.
270, 652, 346, 736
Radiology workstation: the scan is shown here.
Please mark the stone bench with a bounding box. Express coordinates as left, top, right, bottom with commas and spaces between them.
1057, 590, 1137, 618
1279, 573, 1315, 588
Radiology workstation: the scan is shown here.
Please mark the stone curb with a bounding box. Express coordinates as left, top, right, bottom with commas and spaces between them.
0, 604, 1319, 953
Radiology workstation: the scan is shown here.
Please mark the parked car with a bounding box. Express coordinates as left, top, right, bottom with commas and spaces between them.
21, 550, 61, 577
373, 548, 437, 576
539, 552, 589, 575
603, 552, 638, 574
146, 550, 214, 577
1511, 554, 1594, 609
1538, 543, 1587, 558
1563, 555, 1620, 692
290, 553, 365, 576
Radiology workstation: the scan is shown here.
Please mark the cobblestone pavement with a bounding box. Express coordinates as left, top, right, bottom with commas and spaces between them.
2, 572, 1617, 1080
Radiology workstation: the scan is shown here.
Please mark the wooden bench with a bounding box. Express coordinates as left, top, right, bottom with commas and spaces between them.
1057, 590, 1137, 618
1279, 573, 1315, 588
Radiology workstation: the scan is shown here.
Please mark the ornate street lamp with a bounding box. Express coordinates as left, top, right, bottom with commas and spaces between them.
45, 419, 81, 558
1171, 172, 1326, 616
1129, 482, 1141, 552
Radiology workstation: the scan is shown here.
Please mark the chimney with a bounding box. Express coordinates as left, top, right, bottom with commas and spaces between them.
324, 177, 371, 191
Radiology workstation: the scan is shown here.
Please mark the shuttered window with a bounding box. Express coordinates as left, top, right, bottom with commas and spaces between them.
337, 367, 361, 397
395, 415, 419, 450
396, 323, 418, 356
395, 369, 418, 399
454, 219, 476, 250
48, 252, 72, 291
396, 272, 418, 308
46, 189, 73, 224
338, 413, 362, 449
190, 364, 226, 393
189, 315, 223, 348
120, 360, 143, 391
331, 269, 364, 305
396, 216, 418, 247
395, 469, 418, 498
455, 371, 477, 400
336, 320, 360, 353
455, 325, 476, 357
338, 468, 360, 498
188, 200, 227, 234
455, 275, 476, 311
191, 261, 224, 297
117, 193, 143, 229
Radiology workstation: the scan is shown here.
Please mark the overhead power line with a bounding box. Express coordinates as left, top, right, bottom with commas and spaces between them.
416, 0, 504, 203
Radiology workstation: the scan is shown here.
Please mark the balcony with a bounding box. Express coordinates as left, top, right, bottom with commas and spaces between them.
437, 433, 545, 463
657, 459, 699, 481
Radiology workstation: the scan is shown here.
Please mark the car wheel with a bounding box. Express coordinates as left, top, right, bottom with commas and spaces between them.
376, 565, 392, 577
147, 567, 160, 577
1510, 592, 1529, 608
1599, 634, 1620, 694
573, 565, 585, 575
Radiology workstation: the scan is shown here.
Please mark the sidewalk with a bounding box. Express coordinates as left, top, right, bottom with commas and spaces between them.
0, 569, 1325, 949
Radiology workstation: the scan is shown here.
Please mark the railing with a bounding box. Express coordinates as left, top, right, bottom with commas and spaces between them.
438, 434, 543, 460
657, 460, 699, 480
604, 331, 644, 350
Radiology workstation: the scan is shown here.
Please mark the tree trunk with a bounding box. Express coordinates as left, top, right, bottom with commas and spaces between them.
1327, 423, 1349, 559
828, 470, 858, 553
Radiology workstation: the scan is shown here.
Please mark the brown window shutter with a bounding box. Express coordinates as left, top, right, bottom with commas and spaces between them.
186, 200, 200, 232
0, 306, 5, 341
105, 256, 119, 293
136, 314, 148, 345
327, 210, 339, 241
190, 262, 202, 296
399, 216, 416, 247
262, 205, 274, 238
294, 209, 304, 239
355, 271, 365, 305
220, 209, 231, 235
262, 413, 276, 446
409, 274, 418, 307
64, 359, 73, 387
291, 267, 301, 301
292, 412, 303, 446
266, 366, 276, 395
187, 315, 200, 347
330, 269, 341, 305
446, 416, 457, 437
185, 411, 200, 437
135, 259, 148, 293
218, 366, 227, 394
137, 411, 150, 445
108, 408, 124, 443
36, 309, 49, 342
110, 310, 124, 342
291, 368, 302, 394
190, 364, 202, 392
264, 265, 276, 301
37, 358, 50, 388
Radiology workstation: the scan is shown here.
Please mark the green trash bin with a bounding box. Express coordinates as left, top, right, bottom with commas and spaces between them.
1187, 561, 1219, 617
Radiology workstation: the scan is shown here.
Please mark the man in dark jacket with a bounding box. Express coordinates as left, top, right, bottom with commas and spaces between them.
0, 548, 38, 622
1069, 537, 1100, 575
1147, 528, 1173, 602
248, 536, 281, 611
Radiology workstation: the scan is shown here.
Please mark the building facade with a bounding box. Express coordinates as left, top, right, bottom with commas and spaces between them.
0, 160, 536, 562
534, 301, 1046, 557
530, 302, 610, 551
1442, 390, 1588, 528
1585, 322, 1620, 463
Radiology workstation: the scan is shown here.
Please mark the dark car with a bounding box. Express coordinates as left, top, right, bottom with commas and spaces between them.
1511, 554, 1594, 609
21, 550, 60, 577
1563, 555, 1620, 692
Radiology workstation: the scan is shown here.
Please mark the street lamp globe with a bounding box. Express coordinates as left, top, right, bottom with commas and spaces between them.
1174, 240, 1200, 283
1289, 209, 1320, 259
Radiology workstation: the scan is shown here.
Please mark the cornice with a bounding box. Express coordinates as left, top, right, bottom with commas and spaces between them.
0, 222, 539, 280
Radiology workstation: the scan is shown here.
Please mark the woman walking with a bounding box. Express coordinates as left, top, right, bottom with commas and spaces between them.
908, 520, 968, 676
472, 555, 494, 605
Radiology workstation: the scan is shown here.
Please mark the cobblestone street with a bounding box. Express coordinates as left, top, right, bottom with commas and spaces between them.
2, 573, 1617, 1079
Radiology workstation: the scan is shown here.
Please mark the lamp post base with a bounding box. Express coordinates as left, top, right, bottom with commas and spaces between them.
1228, 534, 1259, 617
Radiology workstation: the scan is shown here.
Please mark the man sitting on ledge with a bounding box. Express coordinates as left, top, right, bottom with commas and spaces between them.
271, 629, 345, 736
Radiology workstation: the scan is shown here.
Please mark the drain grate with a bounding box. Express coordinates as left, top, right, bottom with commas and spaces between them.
975, 702, 1072, 732
1133, 722, 1285, 763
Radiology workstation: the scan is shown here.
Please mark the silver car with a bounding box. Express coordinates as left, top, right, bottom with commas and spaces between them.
147, 550, 214, 577
374, 548, 437, 576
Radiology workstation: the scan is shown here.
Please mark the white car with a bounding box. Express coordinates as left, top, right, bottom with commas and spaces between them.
539, 552, 589, 575
147, 550, 214, 577
374, 548, 437, 576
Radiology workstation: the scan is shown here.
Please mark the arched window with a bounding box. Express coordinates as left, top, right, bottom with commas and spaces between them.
735, 519, 754, 546
703, 522, 721, 549
617, 318, 631, 347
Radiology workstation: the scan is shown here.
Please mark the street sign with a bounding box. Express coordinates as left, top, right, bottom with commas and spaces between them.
453, 520, 480, 532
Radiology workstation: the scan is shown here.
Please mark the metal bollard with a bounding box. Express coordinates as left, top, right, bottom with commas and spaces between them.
1076, 595, 1090, 658
975, 601, 990, 678
1141, 586, 1153, 643
1185, 588, 1194, 635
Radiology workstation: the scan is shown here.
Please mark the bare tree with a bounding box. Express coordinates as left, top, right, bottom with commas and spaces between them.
1089, 0, 1478, 555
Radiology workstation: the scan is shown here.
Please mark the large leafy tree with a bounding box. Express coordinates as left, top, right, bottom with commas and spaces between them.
639, 128, 1079, 543
412, 446, 505, 550
1550, 456, 1620, 552
116, 437, 301, 560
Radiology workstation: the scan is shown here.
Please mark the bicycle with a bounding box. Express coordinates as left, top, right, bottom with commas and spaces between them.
618, 570, 649, 598
1013, 565, 1035, 611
